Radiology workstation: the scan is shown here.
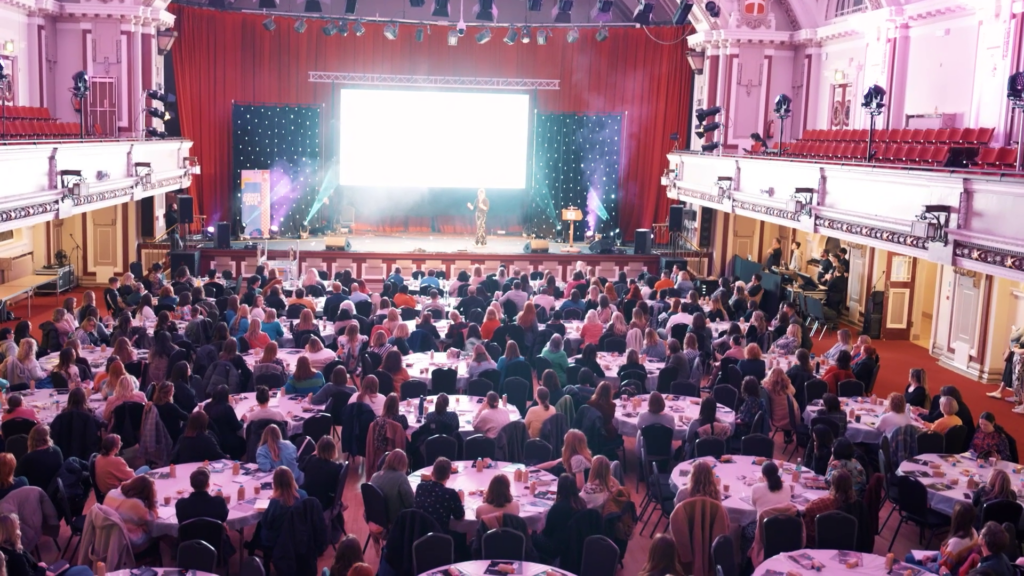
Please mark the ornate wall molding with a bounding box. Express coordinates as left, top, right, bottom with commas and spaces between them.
953, 241, 1024, 273
0, 201, 58, 224
677, 186, 727, 205
734, 200, 802, 221
73, 185, 137, 206
814, 216, 931, 249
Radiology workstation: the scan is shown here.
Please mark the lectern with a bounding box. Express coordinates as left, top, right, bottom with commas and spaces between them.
561, 207, 583, 253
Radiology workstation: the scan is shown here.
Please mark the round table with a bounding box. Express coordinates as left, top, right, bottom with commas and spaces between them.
753, 548, 927, 575
420, 561, 569, 576
403, 395, 522, 439
139, 461, 272, 538
240, 348, 319, 373
275, 318, 336, 348
802, 396, 925, 444
569, 352, 660, 391
407, 461, 556, 533
39, 345, 147, 380
201, 391, 326, 437
14, 388, 105, 425
403, 352, 471, 391
669, 457, 830, 528
108, 570, 217, 576
895, 452, 1024, 517
614, 394, 735, 441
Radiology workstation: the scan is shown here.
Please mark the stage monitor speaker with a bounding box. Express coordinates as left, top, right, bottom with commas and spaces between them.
660, 257, 687, 273
669, 205, 685, 233
698, 207, 714, 249
169, 251, 200, 277
524, 239, 549, 253
589, 237, 616, 254
325, 236, 351, 251
634, 229, 651, 255
177, 195, 194, 225
215, 222, 231, 249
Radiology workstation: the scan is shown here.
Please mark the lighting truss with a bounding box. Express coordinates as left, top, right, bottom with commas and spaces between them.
308, 72, 560, 90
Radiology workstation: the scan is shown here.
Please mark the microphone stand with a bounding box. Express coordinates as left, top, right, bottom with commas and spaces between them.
68, 233, 82, 294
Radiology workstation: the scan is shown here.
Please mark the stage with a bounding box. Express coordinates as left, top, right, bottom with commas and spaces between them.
198, 232, 665, 286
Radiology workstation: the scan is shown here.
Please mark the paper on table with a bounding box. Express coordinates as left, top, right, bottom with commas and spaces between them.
909, 550, 936, 561
254, 499, 271, 512
156, 506, 177, 520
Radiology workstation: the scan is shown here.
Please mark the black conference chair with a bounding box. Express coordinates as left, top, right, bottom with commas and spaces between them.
740, 434, 774, 458
888, 475, 950, 551
695, 437, 725, 459
712, 385, 738, 411
0, 417, 36, 439
467, 378, 493, 397
804, 379, 828, 405
464, 435, 496, 461
763, 515, 804, 559
178, 518, 227, 569
670, 380, 699, 398
524, 439, 552, 466
430, 368, 458, 395
301, 414, 334, 443
916, 431, 945, 455
944, 425, 969, 454
401, 380, 428, 400
655, 366, 678, 394
413, 532, 454, 575
603, 338, 626, 353
424, 434, 458, 464
639, 424, 674, 492
809, 416, 841, 440
982, 499, 1024, 528
578, 535, 619, 576
815, 510, 858, 550
837, 379, 865, 398
360, 483, 391, 554
373, 371, 395, 396
481, 528, 526, 561
178, 540, 218, 572
712, 534, 737, 576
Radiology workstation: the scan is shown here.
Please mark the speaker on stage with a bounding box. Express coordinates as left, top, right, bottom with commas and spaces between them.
325, 236, 351, 251
698, 207, 714, 249
669, 205, 685, 233
634, 229, 651, 255
524, 239, 549, 254
589, 237, 616, 254
178, 195, 194, 225
170, 251, 200, 277
215, 222, 231, 249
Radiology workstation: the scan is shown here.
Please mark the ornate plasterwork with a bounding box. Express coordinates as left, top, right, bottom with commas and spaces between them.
74, 185, 138, 206
676, 186, 727, 205
814, 216, 931, 249
734, 200, 802, 221
0, 178, 177, 225
953, 241, 1024, 273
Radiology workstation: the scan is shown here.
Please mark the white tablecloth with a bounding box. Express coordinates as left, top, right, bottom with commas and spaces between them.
201, 391, 325, 437
613, 394, 735, 441
407, 461, 557, 533
39, 345, 145, 379
420, 561, 569, 576
802, 396, 924, 444
240, 348, 321, 374
142, 461, 273, 538
403, 395, 522, 439
569, 352, 660, 391
276, 318, 336, 348
753, 548, 933, 576
896, 452, 1024, 517
13, 388, 105, 426
669, 457, 830, 527
403, 352, 473, 391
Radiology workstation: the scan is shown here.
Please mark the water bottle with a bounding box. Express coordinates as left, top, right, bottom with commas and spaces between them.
418, 395, 425, 418
814, 361, 821, 375
795, 458, 802, 472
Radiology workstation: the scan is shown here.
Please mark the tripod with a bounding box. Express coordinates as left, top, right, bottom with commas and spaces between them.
865, 109, 885, 162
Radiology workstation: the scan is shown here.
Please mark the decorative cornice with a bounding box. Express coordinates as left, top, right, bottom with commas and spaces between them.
953, 241, 1024, 273
676, 186, 727, 205
814, 216, 931, 249
0, 200, 58, 224
734, 200, 802, 222
74, 185, 137, 206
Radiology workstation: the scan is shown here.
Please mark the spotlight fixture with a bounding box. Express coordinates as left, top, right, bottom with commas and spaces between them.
536, 28, 548, 44
633, 0, 654, 25
410, 0, 426, 7
695, 121, 720, 139
553, 0, 573, 23
269, 225, 280, 239
145, 89, 176, 104
146, 127, 168, 139
566, 27, 579, 43
528, 0, 543, 9
595, 26, 608, 41
71, 71, 90, 97
476, 28, 492, 43
774, 93, 792, 119
591, 0, 613, 21
504, 26, 519, 44
701, 142, 721, 153
415, 27, 425, 42
294, 19, 307, 33
205, 226, 215, 240
448, 28, 459, 45
262, 17, 276, 31
383, 23, 399, 39
521, 25, 531, 43
304, 0, 322, 12
705, 0, 720, 17
1009, 71, 1024, 102
344, 0, 357, 14
476, 0, 496, 21
353, 19, 366, 35
338, 21, 349, 35
695, 105, 722, 124
258, 0, 277, 8
861, 84, 886, 112
432, 0, 450, 17
145, 106, 173, 122
322, 21, 336, 36
673, 0, 694, 25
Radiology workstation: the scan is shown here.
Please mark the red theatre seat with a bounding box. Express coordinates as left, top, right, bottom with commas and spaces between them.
933, 128, 949, 144
928, 145, 950, 166
974, 127, 994, 145
975, 147, 998, 167
994, 147, 1018, 169
959, 128, 978, 144
921, 129, 937, 143
874, 128, 890, 141
946, 128, 963, 143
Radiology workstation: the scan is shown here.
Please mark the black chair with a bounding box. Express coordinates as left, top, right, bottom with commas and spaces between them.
750, 412, 765, 436
982, 499, 1024, 528
712, 385, 738, 411
524, 439, 552, 466
621, 370, 648, 388
712, 534, 737, 576
762, 515, 804, 559
373, 371, 395, 396
254, 372, 285, 391
504, 377, 529, 417
401, 379, 428, 400
399, 307, 420, 321
916, 431, 945, 455
479, 369, 502, 392
670, 324, 689, 343
1, 417, 36, 439
837, 379, 865, 398
110, 401, 145, 449
464, 435, 497, 461
326, 461, 350, 550
485, 343, 502, 362
430, 368, 458, 395
320, 360, 343, 383
424, 434, 458, 464
815, 510, 858, 550
531, 357, 553, 383
301, 413, 334, 443
412, 532, 454, 575
888, 475, 950, 551
809, 416, 841, 440
804, 379, 828, 405
125, 360, 146, 381
655, 366, 678, 394
603, 337, 626, 353
88, 454, 105, 505
639, 424, 674, 492
241, 557, 265, 576
670, 380, 699, 398
360, 482, 391, 553
49, 372, 69, 390
467, 378, 493, 397
740, 434, 774, 458
695, 437, 725, 459
944, 425, 969, 454
566, 364, 583, 386
640, 462, 676, 537
578, 535, 619, 576
178, 540, 217, 572
481, 527, 526, 561
178, 517, 227, 568
562, 308, 582, 321
505, 361, 534, 388
54, 478, 85, 561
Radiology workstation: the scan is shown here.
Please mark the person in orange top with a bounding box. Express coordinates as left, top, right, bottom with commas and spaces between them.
822, 349, 856, 396
287, 287, 317, 312
653, 270, 675, 293
928, 396, 963, 434
94, 434, 142, 495
480, 307, 502, 340
393, 285, 418, 310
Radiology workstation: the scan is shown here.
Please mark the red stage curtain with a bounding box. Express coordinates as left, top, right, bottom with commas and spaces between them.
169, 5, 691, 239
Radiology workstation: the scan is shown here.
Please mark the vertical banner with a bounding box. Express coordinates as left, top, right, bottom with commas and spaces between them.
240, 170, 270, 237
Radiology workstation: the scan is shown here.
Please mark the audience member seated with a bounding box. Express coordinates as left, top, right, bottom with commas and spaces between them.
475, 472, 521, 519
673, 459, 720, 505
821, 350, 855, 396
303, 336, 335, 371
580, 455, 619, 509
472, 392, 511, 439
734, 377, 766, 437
173, 411, 228, 464
257, 424, 304, 485
802, 468, 856, 547
328, 536, 365, 576
257, 467, 308, 549
0, 454, 27, 501
370, 449, 415, 526
927, 395, 963, 434
959, 521, 1015, 576
826, 437, 866, 498
242, 386, 287, 424
738, 344, 766, 382
300, 437, 345, 511
355, 375, 386, 416
15, 425, 63, 490
541, 335, 570, 387
971, 412, 1011, 461
525, 387, 556, 438
637, 533, 686, 576
536, 430, 591, 488
379, 350, 410, 397
875, 392, 914, 437
819, 393, 848, 437
413, 457, 465, 533
904, 367, 931, 410
203, 385, 246, 459
1, 394, 37, 423
104, 475, 159, 553
286, 355, 326, 396
532, 473, 587, 564
821, 329, 853, 362
175, 466, 229, 525
763, 367, 797, 443
94, 434, 148, 495
684, 396, 732, 459
972, 469, 1017, 510
574, 343, 606, 379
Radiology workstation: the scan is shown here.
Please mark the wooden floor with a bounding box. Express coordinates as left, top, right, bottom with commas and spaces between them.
10, 289, 947, 574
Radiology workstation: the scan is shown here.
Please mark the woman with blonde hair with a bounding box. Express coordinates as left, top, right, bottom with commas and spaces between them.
822, 328, 853, 361
102, 375, 146, 422
604, 312, 628, 338
580, 310, 603, 347
367, 329, 393, 359
52, 308, 75, 345
382, 308, 403, 336
259, 467, 307, 548
675, 459, 721, 505
388, 322, 412, 356
763, 366, 797, 443
230, 304, 251, 338
257, 425, 303, 484
537, 429, 592, 488
303, 336, 335, 370
15, 424, 63, 489
337, 323, 366, 376
625, 328, 644, 353
769, 323, 802, 356
973, 468, 1016, 509
356, 374, 386, 415
295, 308, 319, 336
581, 455, 620, 509
245, 318, 271, 350
640, 328, 666, 361
253, 341, 288, 380
0, 512, 52, 575
2, 339, 47, 388
111, 336, 136, 366
303, 267, 324, 290
470, 264, 485, 286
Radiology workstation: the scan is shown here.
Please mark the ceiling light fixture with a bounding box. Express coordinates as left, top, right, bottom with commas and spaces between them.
304, 0, 322, 12
536, 28, 548, 45
553, 0, 573, 23
476, 28, 492, 43
344, 0, 358, 15
476, 0, 496, 21
383, 22, 399, 39
566, 27, 579, 43
294, 19, 307, 33
415, 27, 425, 42
521, 25, 531, 43
633, 0, 654, 25
448, 28, 459, 45
504, 25, 519, 44
595, 26, 608, 41
591, 0, 613, 22
353, 19, 366, 35
262, 17, 276, 31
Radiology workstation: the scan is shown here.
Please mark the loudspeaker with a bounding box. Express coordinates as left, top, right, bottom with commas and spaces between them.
524, 239, 549, 254
215, 222, 231, 249
698, 206, 714, 249
673, 0, 694, 25
324, 236, 351, 251
589, 237, 616, 254
177, 195, 194, 225
634, 229, 651, 255
669, 205, 685, 233
169, 251, 200, 277
140, 197, 155, 238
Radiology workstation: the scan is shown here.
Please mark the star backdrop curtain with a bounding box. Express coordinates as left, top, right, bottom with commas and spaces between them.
231, 104, 322, 235
168, 5, 692, 241
531, 113, 622, 242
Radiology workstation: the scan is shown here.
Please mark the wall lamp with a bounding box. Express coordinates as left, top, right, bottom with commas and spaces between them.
58, 170, 87, 196
686, 50, 705, 75
134, 162, 153, 186
911, 205, 951, 245
714, 176, 733, 196
786, 187, 817, 216
183, 156, 201, 175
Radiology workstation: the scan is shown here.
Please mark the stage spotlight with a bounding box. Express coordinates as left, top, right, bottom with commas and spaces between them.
448, 29, 459, 45
1010, 72, 1024, 101
695, 105, 721, 123
521, 26, 531, 43
476, 0, 496, 21
294, 19, 307, 33
504, 26, 518, 44
71, 71, 90, 97
861, 84, 886, 111
145, 107, 173, 122
304, 0, 322, 12
566, 28, 579, 43
536, 28, 548, 44
774, 93, 792, 118
344, 0, 357, 14
262, 17, 276, 31
673, 0, 694, 24
476, 28, 492, 43
415, 27, 425, 42
322, 21, 336, 36
595, 26, 608, 41
338, 21, 350, 35
432, 0, 450, 17
145, 89, 176, 104
591, 0, 613, 21
633, 0, 654, 25
204, 226, 215, 240
528, 0, 543, 9
146, 127, 167, 139
269, 225, 280, 239
701, 142, 721, 153
695, 121, 720, 138
258, 0, 277, 8
553, 0, 573, 23
383, 23, 399, 39
353, 19, 366, 35
705, 0, 720, 17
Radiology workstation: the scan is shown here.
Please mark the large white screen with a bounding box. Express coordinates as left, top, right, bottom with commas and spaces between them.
338, 89, 530, 189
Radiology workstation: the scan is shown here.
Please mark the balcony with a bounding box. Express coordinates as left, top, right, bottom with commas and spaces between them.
665, 150, 1024, 282
0, 138, 194, 231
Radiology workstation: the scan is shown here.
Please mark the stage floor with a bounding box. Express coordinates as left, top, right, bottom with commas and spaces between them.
215, 233, 634, 256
